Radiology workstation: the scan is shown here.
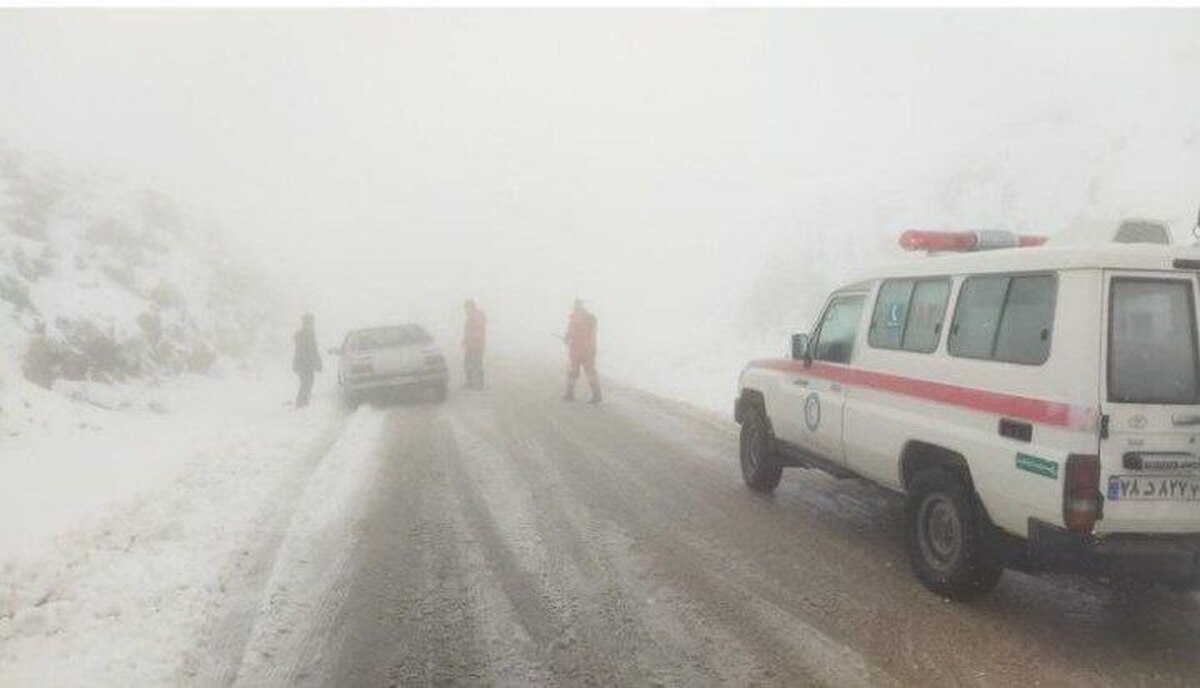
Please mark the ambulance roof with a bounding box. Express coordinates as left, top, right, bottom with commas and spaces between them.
850, 242, 1200, 286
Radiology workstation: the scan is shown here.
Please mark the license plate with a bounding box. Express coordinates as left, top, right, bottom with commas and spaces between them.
1107, 475, 1200, 502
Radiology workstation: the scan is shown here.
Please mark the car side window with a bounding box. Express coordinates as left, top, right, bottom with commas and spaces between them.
812, 295, 865, 364
948, 273, 1056, 365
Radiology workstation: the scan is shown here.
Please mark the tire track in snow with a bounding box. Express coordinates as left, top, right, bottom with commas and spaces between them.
498, 364, 1200, 687
489, 377, 891, 687
451, 405, 689, 685
181, 406, 350, 686
332, 402, 553, 686
453, 399, 764, 685
444, 424, 563, 650
229, 405, 389, 687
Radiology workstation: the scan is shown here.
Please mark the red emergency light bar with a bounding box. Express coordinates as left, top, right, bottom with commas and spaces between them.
900, 229, 1048, 253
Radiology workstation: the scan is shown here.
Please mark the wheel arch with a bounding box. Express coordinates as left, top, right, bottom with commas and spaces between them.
900, 440, 974, 492
735, 388, 766, 425
899, 440, 1001, 524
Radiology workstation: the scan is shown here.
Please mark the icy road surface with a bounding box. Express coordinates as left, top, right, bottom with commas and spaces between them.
5, 361, 1200, 686
226, 360, 1198, 687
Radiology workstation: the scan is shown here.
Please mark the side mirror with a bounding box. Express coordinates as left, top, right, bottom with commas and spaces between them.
328, 347, 342, 356
791, 333, 810, 361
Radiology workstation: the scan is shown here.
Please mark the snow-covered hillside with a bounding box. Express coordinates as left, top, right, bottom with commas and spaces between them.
0, 148, 321, 685
0, 145, 280, 434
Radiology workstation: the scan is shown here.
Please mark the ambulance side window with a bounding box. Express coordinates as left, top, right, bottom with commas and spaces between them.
869, 280, 914, 350
869, 278, 951, 353
994, 275, 1056, 364
904, 280, 952, 352
812, 295, 865, 364
949, 273, 1056, 365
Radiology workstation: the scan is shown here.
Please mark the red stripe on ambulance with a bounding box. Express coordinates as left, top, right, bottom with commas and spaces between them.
748, 359, 1095, 430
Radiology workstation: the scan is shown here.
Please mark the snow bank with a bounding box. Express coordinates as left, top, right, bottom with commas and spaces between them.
0, 369, 345, 686
231, 405, 388, 687
0, 144, 309, 687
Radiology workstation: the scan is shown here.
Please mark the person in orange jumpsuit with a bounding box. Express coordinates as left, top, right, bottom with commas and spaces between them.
462, 299, 487, 389
562, 299, 601, 403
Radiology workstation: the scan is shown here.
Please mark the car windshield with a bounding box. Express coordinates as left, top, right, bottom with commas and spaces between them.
347, 325, 431, 350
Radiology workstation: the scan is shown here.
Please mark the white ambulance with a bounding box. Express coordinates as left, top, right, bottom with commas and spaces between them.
735, 221, 1200, 599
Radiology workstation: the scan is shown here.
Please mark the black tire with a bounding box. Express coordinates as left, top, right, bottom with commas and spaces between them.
739, 406, 783, 493
904, 469, 1003, 600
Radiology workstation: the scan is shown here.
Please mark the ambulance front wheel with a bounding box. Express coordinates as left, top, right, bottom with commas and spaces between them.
739, 407, 783, 493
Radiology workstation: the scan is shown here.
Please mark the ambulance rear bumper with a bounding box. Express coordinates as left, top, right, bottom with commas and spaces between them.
1025, 520, 1200, 589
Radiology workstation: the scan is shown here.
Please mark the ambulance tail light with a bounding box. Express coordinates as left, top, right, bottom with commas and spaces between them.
1063, 454, 1102, 534
899, 229, 1048, 253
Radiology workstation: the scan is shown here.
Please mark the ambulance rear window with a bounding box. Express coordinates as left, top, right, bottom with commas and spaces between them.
1109, 278, 1200, 404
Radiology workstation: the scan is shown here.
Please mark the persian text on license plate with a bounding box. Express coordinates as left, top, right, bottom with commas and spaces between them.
1107, 475, 1200, 502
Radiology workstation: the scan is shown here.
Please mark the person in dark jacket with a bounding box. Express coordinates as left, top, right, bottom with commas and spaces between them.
293, 313, 322, 408
562, 299, 601, 404
462, 299, 487, 390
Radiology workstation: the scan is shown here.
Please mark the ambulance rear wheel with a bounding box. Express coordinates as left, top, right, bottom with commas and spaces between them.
739, 407, 782, 493
905, 469, 1003, 600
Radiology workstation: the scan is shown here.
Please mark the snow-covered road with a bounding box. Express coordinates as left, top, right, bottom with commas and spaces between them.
4, 360, 1200, 686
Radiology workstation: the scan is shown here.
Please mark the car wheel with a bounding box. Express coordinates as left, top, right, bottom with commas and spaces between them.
739, 406, 783, 493
905, 468, 1003, 600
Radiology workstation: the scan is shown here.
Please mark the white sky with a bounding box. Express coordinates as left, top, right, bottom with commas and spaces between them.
2, 9, 1198, 356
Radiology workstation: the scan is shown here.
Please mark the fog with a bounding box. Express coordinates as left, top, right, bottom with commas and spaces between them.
3, 9, 1199, 405
10, 10, 1200, 683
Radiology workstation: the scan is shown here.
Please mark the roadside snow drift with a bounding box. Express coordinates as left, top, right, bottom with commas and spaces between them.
0, 375, 349, 686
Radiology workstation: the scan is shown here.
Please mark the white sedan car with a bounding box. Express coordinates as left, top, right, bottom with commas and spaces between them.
334, 324, 448, 406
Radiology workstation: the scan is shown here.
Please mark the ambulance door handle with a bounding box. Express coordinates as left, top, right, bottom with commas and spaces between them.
792, 378, 809, 387
830, 383, 843, 393
1172, 414, 1200, 426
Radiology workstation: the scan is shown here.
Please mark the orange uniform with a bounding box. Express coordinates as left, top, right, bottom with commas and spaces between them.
463, 302, 487, 390
563, 303, 601, 403
463, 308, 487, 353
